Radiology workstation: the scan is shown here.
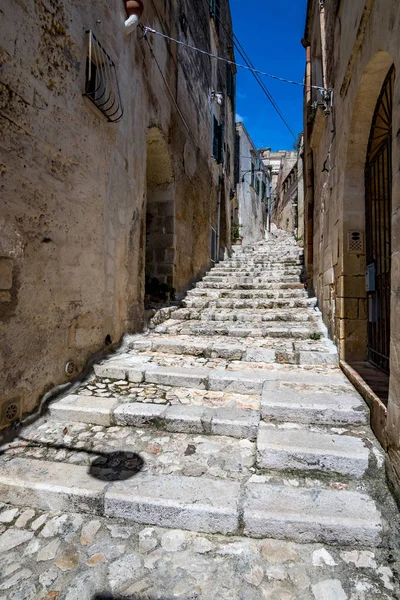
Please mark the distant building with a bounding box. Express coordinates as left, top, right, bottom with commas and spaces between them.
260, 147, 303, 238
234, 123, 270, 245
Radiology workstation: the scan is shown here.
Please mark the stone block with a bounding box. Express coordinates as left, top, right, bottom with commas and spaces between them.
127, 368, 145, 383
132, 340, 153, 352
105, 474, 240, 534
0, 458, 106, 514
209, 370, 265, 394
0, 259, 12, 290
256, 423, 369, 477
212, 344, 243, 360
244, 348, 276, 363
337, 275, 366, 298
50, 394, 117, 426
211, 408, 260, 439
94, 364, 128, 380
163, 405, 211, 433
243, 483, 382, 545
145, 367, 209, 389
113, 403, 166, 426
298, 351, 338, 366
261, 386, 368, 426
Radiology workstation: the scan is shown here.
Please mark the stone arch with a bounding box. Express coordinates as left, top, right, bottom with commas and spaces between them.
145, 127, 175, 303
340, 51, 395, 364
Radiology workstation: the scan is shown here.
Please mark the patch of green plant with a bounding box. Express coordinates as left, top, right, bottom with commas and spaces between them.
309, 332, 322, 341
231, 223, 243, 241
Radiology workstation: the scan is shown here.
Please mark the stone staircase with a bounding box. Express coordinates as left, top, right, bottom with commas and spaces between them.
0, 231, 390, 552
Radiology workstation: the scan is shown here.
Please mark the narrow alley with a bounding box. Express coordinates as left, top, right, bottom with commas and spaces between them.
2, 0, 400, 598
0, 231, 398, 599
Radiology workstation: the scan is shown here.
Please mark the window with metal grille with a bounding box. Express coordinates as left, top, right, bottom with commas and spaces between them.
84, 31, 123, 123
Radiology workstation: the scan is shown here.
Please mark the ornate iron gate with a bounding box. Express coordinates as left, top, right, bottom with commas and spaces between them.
365, 66, 394, 374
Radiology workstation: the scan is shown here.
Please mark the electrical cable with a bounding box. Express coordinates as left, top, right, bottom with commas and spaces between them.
198, 2, 298, 140
224, 28, 297, 139
140, 24, 329, 93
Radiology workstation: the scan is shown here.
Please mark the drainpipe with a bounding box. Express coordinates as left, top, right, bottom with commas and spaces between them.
216, 177, 222, 262
319, 1, 328, 90
123, 0, 144, 35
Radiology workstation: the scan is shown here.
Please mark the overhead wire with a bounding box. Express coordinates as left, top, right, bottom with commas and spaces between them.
139, 24, 329, 94
221, 23, 297, 139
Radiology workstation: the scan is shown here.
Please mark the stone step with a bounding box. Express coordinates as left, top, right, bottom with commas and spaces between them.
172, 308, 318, 323
196, 282, 305, 291
131, 336, 338, 366
154, 320, 323, 339
49, 394, 260, 439
256, 423, 369, 478
243, 482, 382, 546
261, 383, 368, 425
94, 363, 268, 394
0, 458, 382, 544
182, 298, 316, 310
187, 288, 309, 299
210, 267, 302, 275
94, 359, 347, 394
202, 275, 300, 284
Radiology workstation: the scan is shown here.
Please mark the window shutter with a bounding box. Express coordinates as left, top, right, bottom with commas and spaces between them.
218, 122, 224, 164
213, 116, 219, 160
226, 64, 232, 98
209, 0, 216, 18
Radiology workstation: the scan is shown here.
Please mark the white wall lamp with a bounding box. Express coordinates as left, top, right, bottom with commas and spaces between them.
123, 0, 144, 35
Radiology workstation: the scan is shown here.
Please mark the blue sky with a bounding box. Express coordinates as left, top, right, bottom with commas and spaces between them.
230, 0, 307, 151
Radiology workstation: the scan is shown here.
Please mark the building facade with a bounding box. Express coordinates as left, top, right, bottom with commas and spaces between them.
0, 0, 236, 426
265, 138, 305, 240
260, 148, 298, 233
234, 122, 269, 245
303, 0, 400, 501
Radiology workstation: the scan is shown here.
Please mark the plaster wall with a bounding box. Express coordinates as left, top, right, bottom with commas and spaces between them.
0, 0, 235, 422
235, 123, 267, 245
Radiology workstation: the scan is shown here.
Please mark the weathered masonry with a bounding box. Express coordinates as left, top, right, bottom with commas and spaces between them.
302, 0, 400, 502
0, 0, 236, 425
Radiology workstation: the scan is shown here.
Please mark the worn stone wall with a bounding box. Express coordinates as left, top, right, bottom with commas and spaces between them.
235, 123, 267, 246
0, 0, 235, 423
303, 0, 400, 501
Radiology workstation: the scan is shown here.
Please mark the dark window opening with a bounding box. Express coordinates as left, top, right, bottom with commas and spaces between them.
213, 117, 224, 164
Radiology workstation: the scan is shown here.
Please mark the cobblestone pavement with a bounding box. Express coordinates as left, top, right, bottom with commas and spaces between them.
1, 230, 399, 599
0, 500, 397, 600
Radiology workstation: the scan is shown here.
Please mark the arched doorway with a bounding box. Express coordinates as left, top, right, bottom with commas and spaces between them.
365, 66, 394, 374
145, 127, 175, 305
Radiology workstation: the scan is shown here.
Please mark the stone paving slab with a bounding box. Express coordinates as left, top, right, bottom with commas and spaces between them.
261, 385, 369, 426
257, 423, 370, 478
0, 502, 396, 600
243, 483, 383, 546
104, 474, 241, 534
0, 458, 106, 514
2, 420, 256, 481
